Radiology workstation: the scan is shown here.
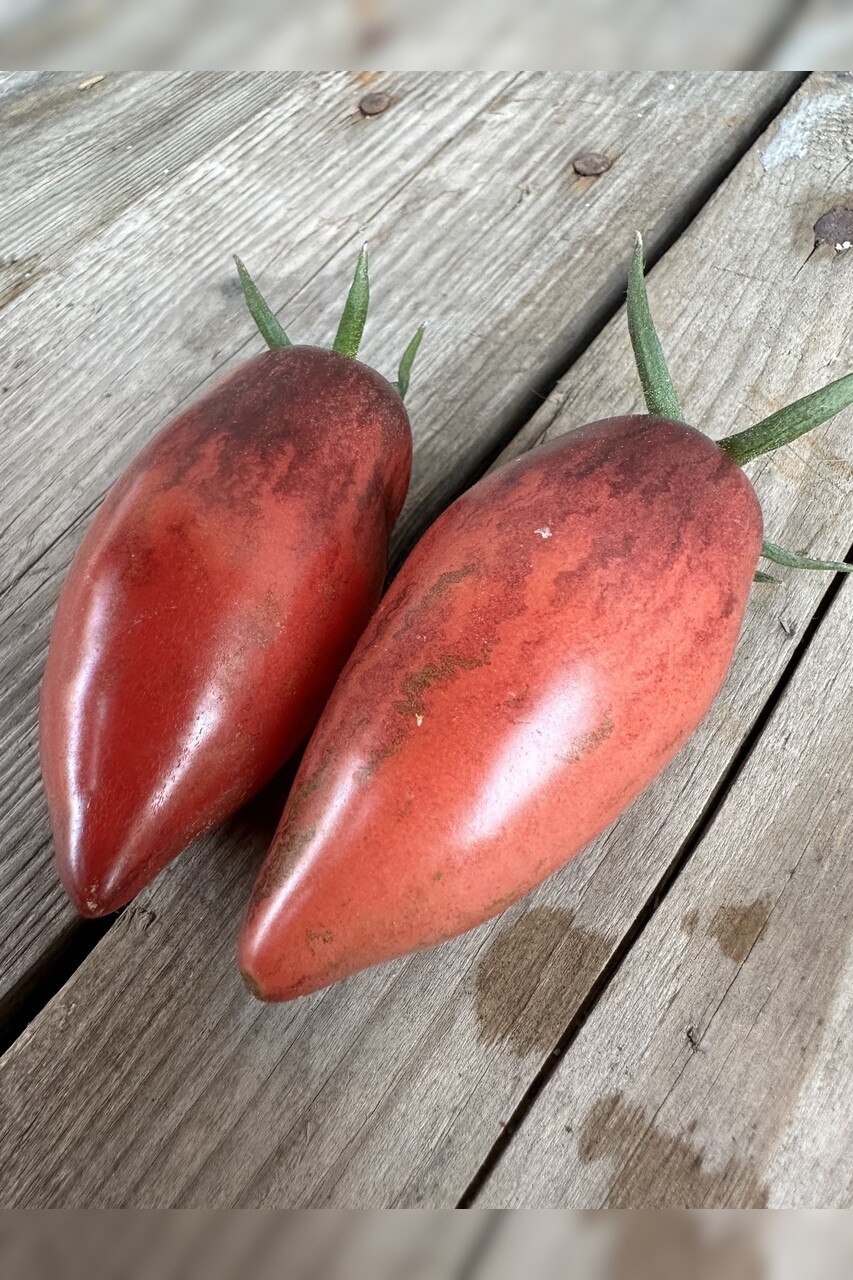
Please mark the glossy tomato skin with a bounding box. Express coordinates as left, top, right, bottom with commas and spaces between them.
239, 415, 763, 1001
41, 346, 411, 917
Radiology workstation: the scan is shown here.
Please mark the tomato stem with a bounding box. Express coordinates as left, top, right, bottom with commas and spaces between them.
627, 233, 684, 422
760, 539, 853, 573
394, 324, 426, 400
333, 245, 370, 358
234, 256, 291, 350
625, 234, 853, 578
719, 371, 853, 466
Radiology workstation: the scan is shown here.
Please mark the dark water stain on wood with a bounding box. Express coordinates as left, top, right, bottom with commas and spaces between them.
475, 906, 610, 1055
681, 907, 700, 937
707, 897, 771, 964
602, 1206, 766, 1279
579, 1092, 769, 1208
0, 253, 42, 310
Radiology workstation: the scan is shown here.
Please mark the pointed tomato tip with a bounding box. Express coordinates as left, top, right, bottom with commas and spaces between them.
58, 871, 116, 919
236, 911, 329, 1004
53, 841, 141, 919
236, 920, 271, 1001
241, 967, 267, 1002
60, 872, 126, 919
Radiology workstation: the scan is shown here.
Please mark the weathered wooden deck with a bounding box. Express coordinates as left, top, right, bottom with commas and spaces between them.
2, 70, 852, 1209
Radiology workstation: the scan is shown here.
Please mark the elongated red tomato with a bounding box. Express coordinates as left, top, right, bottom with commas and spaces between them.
40, 247, 423, 917
238, 232, 853, 1002
239, 415, 763, 1000
239, 231, 853, 1002
41, 348, 410, 917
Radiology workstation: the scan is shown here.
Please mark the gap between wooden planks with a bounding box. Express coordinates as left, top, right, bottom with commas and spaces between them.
0, 70, 516, 1019
478, 567, 853, 1208
0, 72, 796, 1030
5, 73, 844, 1208
1, 70, 829, 1208
0, 70, 511, 593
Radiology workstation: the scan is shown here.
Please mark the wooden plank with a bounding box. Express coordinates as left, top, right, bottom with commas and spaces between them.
1, 73, 796, 590
255, 4, 798, 73
0, 73, 299, 305
2, 73, 837, 1209
2, 74, 830, 1208
767, 9, 853, 72
478, 572, 853, 1208
0, 70, 509, 586
0, 73, 43, 102
0, 73, 792, 1021
0, 71, 514, 1018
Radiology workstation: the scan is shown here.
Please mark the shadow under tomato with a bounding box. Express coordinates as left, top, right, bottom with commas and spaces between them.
227, 751, 305, 870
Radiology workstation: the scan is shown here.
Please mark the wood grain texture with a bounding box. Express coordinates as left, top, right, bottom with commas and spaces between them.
0, 70, 506, 586
0, 70, 513, 1018
0, 72, 298, 303
478, 570, 853, 1207
8, 74, 852, 1209
1, 73, 795, 587
1, 73, 848, 1209
0, 73, 794, 1022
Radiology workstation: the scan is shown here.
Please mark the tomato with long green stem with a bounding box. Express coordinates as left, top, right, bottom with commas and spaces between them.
239, 234, 853, 1002
41, 248, 424, 917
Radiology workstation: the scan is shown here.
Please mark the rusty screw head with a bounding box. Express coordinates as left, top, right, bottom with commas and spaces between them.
814, 206, 853, 253
359, 91, 392, 117
572, 152, 612, 177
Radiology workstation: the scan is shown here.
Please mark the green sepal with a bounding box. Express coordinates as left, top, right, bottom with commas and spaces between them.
333, 245, 370, 358
627, 232, 684, 422
234, 256, 291, 350
753, 571, 780, 584
761, 539, 853, 573
719, 371, 853, 467
394, 324, 426, 400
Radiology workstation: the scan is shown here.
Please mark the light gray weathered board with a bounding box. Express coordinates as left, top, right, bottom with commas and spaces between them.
478, 571, 853, 1207
5, 73, 851, 1209
0, 72, 298, 306
0, 73, 793, 1023
1, 74, 848, 1206
0, 71, 515, 1016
